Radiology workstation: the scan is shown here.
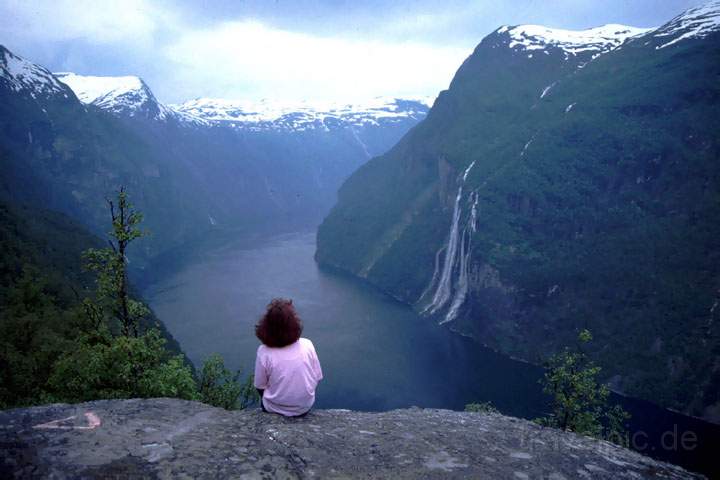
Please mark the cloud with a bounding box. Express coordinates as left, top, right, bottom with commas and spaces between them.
6, 0, 701, 103
0, 1, 469, 102
162, 20, 470, 102
0, 0, 163, 45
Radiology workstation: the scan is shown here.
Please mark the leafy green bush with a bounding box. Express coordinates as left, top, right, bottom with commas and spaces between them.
537, 330, 630, 444
199, 354, 258, 410
1, 190, 254, 408
464, 401, 499, 414
0, 266, 84, 408
49, 329, 197, 402
0, 203, 99, 409
45, 190, 199, 403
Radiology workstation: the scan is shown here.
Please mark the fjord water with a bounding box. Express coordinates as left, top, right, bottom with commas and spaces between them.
143, 230, 719, 476
143, 230, 545, 416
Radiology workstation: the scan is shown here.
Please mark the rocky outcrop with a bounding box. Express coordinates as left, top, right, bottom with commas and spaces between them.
0, 399, 702, 479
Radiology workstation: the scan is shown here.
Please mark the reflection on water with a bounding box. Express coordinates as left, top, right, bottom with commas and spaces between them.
144, 230, 719, 477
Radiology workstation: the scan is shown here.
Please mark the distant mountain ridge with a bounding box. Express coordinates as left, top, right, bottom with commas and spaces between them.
653, 0, 720, 48
172, 96, 433, 132
54, 72, 176, 121
316, 1, 720, 421
0, 44, 429, 266
52, 71, 432, 132
0, 45, 71, 99
2, 44, 431, 137
497, 23, 652, 58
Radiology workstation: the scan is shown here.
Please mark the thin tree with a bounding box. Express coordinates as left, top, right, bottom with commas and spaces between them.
83, 187, 148, 337
538, 329, 630, 444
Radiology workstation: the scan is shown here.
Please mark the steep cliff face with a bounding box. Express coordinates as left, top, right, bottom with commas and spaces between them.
0, 399, 702, 479
316, 5, 720, 420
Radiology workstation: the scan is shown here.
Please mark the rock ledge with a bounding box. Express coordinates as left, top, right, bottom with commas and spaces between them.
0, 398, 702, 479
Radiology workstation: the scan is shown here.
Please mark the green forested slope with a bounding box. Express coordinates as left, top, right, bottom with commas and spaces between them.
0, 202, 186, 408
0, 62, 214, 261
317, 24, 720, 419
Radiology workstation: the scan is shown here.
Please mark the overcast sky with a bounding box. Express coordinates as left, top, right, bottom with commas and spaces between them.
0, 0, 707, 104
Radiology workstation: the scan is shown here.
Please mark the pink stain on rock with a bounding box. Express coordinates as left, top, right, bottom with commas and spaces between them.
33, 411, 101, 430
83, 412, 101, 429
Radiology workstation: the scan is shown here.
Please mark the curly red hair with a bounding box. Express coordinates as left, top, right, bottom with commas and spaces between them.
255, 298, 303, 348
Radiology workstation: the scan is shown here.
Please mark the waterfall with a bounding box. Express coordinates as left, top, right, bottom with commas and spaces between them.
462, 161, 475, 181
421, 161, 476, 317
422, 133, 537, 322
443, 229, 468, 324
417, 245, 446, 304
469, 190, 478, 233
520, 139, 533, 157
519, 132, 538, 157
442, 192, 479, 324
423, 186, 464, 314
540, 81, 556, 99
350, 127, 372, 159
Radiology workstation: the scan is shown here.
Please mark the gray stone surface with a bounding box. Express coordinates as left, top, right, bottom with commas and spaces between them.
0, 398, 703, 479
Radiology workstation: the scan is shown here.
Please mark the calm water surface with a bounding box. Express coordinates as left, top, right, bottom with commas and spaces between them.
143, 230, 718, 477
144, 230, 545, 417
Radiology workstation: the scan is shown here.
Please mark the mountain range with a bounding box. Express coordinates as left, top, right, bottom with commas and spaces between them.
316, 1, 720, 421
0, 47, 429, 263
54, 70, 432, 132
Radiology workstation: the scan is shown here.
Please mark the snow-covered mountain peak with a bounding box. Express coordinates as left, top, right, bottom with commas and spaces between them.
0, 46, 70, 98
55, 72, 170, 120
51, 71, 430, 131
497, 23, 653, 57
171, 96, 433, 131
54, 73, 144, 104
653, 0, 720, 49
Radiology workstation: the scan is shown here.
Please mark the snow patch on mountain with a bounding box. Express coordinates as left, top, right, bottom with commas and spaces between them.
53, 70, 430, 131
654, 0, 720, 49
497, 24, 653, 57
172, 96, 434, 131
55, 72, 172, 120
0, 46, 69, 98
54, 73, 143, 104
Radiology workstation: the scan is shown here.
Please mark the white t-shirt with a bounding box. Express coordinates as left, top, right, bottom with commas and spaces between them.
253, 337, 324, 416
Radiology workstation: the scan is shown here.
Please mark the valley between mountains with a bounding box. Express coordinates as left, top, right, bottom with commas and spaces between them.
1, 50, 429, 263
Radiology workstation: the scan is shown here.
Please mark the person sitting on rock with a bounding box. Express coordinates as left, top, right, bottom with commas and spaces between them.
254, 298, 323, 417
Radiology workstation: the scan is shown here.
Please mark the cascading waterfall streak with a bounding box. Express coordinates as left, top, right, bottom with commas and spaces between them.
418, 244, 447, 304
421, 161, 476, 318
427, 131, 534, 321
442, 192, 479, 324
423, 186, 463, 314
